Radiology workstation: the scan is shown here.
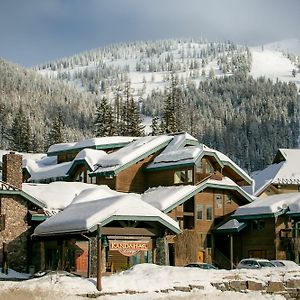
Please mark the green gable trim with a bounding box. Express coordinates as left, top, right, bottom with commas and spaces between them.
31, 214, 48, 221
286, 211, 300, 217
91, 140, 171, 177
89, 215, 181, 235
233, 210, 285, 221
47, 142, 130, 157
0, 189, 46, 208
66, 159, 92, 176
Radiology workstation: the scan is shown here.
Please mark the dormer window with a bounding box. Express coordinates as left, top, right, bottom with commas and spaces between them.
174, 169, 193, 184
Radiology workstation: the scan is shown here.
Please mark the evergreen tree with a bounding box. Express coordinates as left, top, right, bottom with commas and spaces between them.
161, 73, 183, 133
10, 105, 31, 152
48, 109, 65, 146
126, 96, 144, 136
151, 116, 161, 135
94, 97, 115, 137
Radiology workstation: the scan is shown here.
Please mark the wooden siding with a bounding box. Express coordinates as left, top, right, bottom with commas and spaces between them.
115, 154, 157, 193
98, 176, 116, 190
234, 218, 276, 261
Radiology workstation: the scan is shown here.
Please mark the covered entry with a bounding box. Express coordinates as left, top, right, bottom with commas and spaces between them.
33, 193, 180, 276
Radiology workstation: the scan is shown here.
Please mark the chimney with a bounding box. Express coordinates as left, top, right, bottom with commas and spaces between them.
2, 152, 23, 190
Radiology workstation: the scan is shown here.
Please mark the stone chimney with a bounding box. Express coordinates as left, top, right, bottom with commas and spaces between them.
2, 152, 23, 190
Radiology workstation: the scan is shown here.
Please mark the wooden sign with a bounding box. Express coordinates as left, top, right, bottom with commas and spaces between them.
109, 240, 149, 256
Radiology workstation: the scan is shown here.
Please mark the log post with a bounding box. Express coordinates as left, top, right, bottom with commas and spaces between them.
97, 225, 102, 291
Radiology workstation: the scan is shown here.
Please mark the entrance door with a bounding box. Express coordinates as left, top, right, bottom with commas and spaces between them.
169, 243, 175, 266
75, 241, 88, 274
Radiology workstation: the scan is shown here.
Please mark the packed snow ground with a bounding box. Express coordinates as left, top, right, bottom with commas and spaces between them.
1, 264, 299, 299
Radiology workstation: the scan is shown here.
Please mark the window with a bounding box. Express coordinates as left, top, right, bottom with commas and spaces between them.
195, 159, 203, 174
225, 194, 232, 204
215, 194, 223, 208
75, 171, 85, 182
196, 204, 203, 220
205, 160, 214, 175
206, 206, 213, 221
252, 220, 265, 231
174, 169, 193, 184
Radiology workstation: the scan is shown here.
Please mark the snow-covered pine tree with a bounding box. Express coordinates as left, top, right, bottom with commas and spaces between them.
150, 116, 161, 135
126, 96, 144, 136
10, 105, 31, 152
94, 97, 115, 137
161, 73, 183, 133
48, 109, 65, 146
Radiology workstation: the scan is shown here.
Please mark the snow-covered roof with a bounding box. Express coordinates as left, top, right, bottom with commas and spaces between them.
147, 142, 252, 185
47, 136, 137, 155
142, 177, 254, 213
233, 192, 300, 219
92, 135, 173, 175
22, 182, 113, 210
23, 156, 72, 182
67, 149, 108, 174
250, 149, 300, 196
33, 187, 180, 236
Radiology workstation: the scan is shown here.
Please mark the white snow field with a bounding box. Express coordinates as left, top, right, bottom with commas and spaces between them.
1, 263, 299, 299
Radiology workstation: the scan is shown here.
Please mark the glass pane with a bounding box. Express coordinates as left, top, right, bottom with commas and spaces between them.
187, 170, 193, 183
206, 206, 213, 221
196, 204, 203, 220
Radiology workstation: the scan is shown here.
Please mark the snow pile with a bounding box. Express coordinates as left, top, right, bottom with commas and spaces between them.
0, 268, 30, 280
1, 264, 299, 299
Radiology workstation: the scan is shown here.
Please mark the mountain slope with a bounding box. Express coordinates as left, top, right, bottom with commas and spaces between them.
0, 59, 97, 152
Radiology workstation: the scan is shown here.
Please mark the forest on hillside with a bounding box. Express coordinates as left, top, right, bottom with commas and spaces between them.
0, 38, 299, 172
142, 73, 299, 172
0, 59, 97, 152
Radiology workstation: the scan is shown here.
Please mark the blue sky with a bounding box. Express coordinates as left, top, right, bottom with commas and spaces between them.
0, 0, 299, 67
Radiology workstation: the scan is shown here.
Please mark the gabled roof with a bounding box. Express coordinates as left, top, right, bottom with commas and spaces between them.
47, 136, 137, 156
250, 148, 300, 196
91, 135, 173, 176
33, 187, 181, 236
233, 192, 300, 219
142, 177, 254, 213
67, 149, 108, 175
146, 142, 252, 186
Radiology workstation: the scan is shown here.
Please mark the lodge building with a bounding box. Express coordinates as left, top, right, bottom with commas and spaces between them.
1, 133, 300, 274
